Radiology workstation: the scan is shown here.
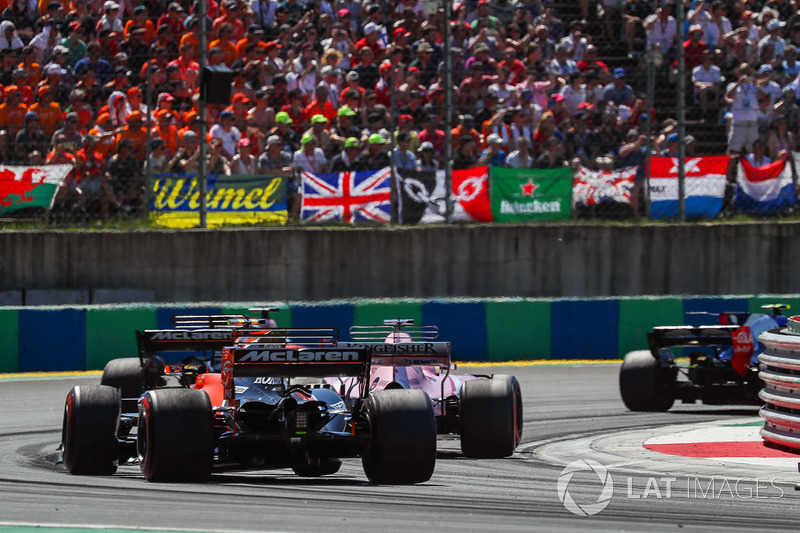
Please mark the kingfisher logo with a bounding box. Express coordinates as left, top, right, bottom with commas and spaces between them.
235, 350, 361, 362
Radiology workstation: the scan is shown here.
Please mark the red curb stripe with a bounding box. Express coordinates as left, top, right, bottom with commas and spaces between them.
644, 441, 800, 458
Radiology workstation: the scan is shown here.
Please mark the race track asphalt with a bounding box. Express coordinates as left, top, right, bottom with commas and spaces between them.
1, 364, 798, 532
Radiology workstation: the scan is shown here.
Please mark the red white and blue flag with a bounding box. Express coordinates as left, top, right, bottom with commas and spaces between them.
301, 168, 392, 223
735, 158, 796, 215
648, 156, 728, 219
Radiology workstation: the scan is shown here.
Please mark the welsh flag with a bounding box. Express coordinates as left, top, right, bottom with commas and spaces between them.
573, 166, 636, 207
0, 165, 71, 214
735, 158, 796, 215
648, 156, 728, 219
491, 167, 572, 221
452, 165, 492, 222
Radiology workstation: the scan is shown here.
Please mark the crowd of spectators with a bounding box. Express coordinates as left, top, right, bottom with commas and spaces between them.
0, 0, 799, 219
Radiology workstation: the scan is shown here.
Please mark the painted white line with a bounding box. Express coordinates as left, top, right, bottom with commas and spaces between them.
644, 425, 763, 445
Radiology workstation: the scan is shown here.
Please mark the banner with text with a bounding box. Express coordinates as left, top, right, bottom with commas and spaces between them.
490, 166, 572, 222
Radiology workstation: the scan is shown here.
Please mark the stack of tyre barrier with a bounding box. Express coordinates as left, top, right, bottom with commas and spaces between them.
759, 316, 800, 450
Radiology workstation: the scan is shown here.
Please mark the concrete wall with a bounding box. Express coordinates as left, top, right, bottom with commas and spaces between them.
1, 223, 800, 302
1, 296, 797, 372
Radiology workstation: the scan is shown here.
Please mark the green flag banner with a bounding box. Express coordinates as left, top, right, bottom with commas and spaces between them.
0, 165, 71, 214
490, 166, 573, 222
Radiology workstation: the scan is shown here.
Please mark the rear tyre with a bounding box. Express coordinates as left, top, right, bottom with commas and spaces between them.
361, 389, 436, 484
460, 375, 523, 458
619, 350, 675, 412
137, 388, 213, 482
101, 358, 145, 413
61, 385, 120, 475
292, 458, 343, 477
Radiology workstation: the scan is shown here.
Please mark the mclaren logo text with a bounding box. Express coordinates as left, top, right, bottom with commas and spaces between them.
236, 350, 360, 362
150, 331, 231, 341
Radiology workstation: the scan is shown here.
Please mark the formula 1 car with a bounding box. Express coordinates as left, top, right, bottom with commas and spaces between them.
61, 318, 437, 484
326, 319, 523, 458
619, 304, 789, 412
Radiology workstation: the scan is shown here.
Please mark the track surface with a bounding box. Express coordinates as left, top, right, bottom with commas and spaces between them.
1, 365, 798, 532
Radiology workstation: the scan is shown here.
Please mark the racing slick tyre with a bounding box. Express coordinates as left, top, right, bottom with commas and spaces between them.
101, 358, 145, 413
62, 385, 120, 475
619, 350, 675, 412
460, 375, 523, 458
361, 389, 436, 484
291, 458, 343, 477
137, 388, 213, 482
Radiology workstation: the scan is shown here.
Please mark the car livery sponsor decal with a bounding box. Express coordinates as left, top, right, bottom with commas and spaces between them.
235, 350, 362, 363
147, 330, 233, 341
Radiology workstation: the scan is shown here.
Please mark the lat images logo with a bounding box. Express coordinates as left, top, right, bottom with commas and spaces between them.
557, 459, 614, 516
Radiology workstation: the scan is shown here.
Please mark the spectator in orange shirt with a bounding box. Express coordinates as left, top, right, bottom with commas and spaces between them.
29, 85, 62, 137
208, 22, 237, 66
214, 0, 245, 42
236, 24, 265, 57
88, 112, 118, 160
150, 109, 179, 157
0, 86, 28, 138
124, 5, 156, 43
115, 110, 147, 160
76, 134, 116, 219
17, 46, 41, 89
302, 84, 336, 126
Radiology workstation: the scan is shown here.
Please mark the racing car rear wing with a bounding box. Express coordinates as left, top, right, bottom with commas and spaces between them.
349, 321, 439, 342
341, 341, 452, 367
648, 325, 739, 350
137, 329, 235, 358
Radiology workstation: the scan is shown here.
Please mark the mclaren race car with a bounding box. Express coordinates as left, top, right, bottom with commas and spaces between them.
61, 315, 437, 484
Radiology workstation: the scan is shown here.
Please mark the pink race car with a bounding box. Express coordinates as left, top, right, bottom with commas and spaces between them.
326, 319, 523, 458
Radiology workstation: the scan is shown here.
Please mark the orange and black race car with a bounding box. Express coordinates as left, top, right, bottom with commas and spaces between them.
60, 311, 437, 484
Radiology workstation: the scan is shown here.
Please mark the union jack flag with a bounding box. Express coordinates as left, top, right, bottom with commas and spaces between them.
301, 168, 392, 223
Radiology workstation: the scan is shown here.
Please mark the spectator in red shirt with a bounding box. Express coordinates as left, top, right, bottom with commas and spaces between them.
684, 24, 708, 72
157, 2, 186, 41
418, 114, 445, 158
302, 84, 337, 125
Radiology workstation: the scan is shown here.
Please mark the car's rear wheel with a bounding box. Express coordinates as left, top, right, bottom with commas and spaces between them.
138, 388, 213, 482
361, 389, 436, 484
101, 358, 145, 413
460, 375, 522, 458
620, 350, 675, 412
61, 385, 120, 475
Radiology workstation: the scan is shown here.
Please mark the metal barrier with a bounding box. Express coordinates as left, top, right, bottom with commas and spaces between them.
759, 316, 800, 450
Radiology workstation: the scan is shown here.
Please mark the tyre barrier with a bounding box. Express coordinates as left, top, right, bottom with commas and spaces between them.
759, 316, 800, 451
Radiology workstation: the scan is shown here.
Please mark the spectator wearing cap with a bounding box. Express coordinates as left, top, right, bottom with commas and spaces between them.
226, 92, 253, 132
363, 3, 388, 45
29, 84, 63, 137
302, 84, 337, 125
322, 23, 355, 70
328, 136, 364, 172
259, 133, 294, 179
0, 85, 28, 139
166, 42, 200, 83
236, 24, 265, 58
576, 44, 610, 80
458, 60, 491, 114
207, 138, 232, 175
157, 2, 186, 43
684, 25, 707, 73
52, 111, 83, 152
74, 41, 112, 85
304, 113, 333, 155
355, 132, 390, 171
644, 3, 677, 56
151, 109, 179, 157
209, 110, 242, 159
451, 114, 481, 154
331, 105, 363, 147
88, 112, 118, 161
692, 49, 722, 119
230, 137, 258, 174
209, 22, 238, 67
214, 1, 245, 42
498, 47, 527, 86
550, 43, 579, 81
115, 109, 147, 159
453, 134, 479, 169
756, 63, 782, 104
293, 133, 328, 176
98, 2, 123, 35
416, 141, 438, 171
124, 5, 156, 43
76, 134, 116, 219
603, 68, 635, 106
479, 133, 508, 167
41, 62, 71, 107
106, 138, 145, 215
319, 65, 342, 107
14, 111, 48, 163
408, 41, 438, 87
393, 130, 420, 172
171, 130, 200, 173
471, 0, 501, 34
760, 18, 786, 59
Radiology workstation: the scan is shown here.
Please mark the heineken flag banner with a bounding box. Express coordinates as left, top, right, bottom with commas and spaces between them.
301, 168, 392, 223
0, 165, 71, 214
396, 169, 446, 224
490, 166, 572, 221
150, 174, 288, 228
573, 166, 636, 207
736, 158, 796, 215
452, 165, 492, 222
648, 155, 728, 219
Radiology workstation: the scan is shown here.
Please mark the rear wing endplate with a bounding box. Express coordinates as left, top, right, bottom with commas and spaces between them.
648, 326, 738, 351
137, 329, 234, 357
